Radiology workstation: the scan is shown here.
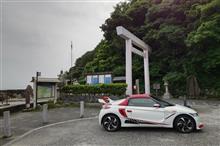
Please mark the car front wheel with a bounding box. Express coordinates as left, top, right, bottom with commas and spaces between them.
174, 115, 196, 133
102, 114, 120, 132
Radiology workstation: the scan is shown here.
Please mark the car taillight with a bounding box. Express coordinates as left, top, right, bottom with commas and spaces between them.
102, 104, 111, 109
102, 96, 110, 103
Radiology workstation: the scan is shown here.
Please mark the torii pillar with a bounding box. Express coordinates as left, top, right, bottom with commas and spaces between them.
116, 26, 151, 95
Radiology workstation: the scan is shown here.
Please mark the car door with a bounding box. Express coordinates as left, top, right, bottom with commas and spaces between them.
126, 98, 165, 125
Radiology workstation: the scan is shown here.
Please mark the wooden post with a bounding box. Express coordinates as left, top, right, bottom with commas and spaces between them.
3, 111, 12, 137
33, 80, 36, 109
80, 101, 84, 118
54, 84, 57, 104
184, 96, 188, 107
42, 104, 48, 123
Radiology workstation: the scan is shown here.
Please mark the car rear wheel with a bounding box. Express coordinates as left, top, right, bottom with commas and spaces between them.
102, 114, 120, 132
174, 115, 195, 133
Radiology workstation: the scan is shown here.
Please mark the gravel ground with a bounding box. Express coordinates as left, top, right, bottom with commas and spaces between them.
3, 99, 220, 146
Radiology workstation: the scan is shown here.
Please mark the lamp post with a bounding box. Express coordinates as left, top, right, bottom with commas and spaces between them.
35, 72, 41, 108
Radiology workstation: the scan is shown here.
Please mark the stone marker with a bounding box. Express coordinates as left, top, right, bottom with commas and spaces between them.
24, 85, 33, 109
3, 111, 12, 137
42, 104, 48, 123
135, 79, 140, 94
163, 81, 172, 99
80, 101, 84, 118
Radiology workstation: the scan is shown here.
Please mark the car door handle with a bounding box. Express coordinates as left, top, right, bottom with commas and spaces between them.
127, 110, 132, 112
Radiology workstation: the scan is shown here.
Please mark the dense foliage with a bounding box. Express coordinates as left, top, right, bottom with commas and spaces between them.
62, 83, 127, 95
67, 0, 220, 97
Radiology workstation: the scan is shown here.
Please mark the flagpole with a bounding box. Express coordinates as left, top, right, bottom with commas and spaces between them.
71, 41, 73, 67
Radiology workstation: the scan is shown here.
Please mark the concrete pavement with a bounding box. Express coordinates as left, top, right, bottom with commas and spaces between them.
0, 107, 99, 145
4, 99, 220, 146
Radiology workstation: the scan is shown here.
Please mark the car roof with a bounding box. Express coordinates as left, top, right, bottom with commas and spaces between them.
128, 94, 151, 99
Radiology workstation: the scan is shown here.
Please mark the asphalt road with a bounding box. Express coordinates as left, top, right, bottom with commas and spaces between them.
8, 102, 220, 146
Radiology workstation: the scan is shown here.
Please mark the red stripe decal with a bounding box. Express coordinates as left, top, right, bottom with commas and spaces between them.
119, 108, 127, 117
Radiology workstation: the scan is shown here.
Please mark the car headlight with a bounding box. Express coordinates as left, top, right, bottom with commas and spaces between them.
190, 113, 199, 117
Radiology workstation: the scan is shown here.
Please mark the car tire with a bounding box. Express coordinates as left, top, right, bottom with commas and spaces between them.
174, 115, 196, 133
102, 114, 121, 132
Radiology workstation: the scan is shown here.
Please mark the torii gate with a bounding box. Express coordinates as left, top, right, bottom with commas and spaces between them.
116, 26, 151, 95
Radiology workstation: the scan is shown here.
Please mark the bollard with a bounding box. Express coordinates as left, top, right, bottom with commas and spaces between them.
80, 101, 84, 118
42, 104, 48, 123
3, 111, 12, 138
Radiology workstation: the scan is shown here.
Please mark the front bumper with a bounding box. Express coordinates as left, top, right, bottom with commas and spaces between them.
194, 116, 204, 130
198, 123, 204, 129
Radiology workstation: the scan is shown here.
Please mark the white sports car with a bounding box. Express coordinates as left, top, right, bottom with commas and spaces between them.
98, 94, 204, 133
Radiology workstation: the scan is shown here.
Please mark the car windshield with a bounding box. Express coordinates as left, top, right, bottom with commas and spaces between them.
151, 96, 174, 107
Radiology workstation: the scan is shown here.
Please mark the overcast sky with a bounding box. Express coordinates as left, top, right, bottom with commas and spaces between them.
0, 0, 125, 90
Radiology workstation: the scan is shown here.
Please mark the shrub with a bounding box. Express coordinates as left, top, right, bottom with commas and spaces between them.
62, 83, 127, 96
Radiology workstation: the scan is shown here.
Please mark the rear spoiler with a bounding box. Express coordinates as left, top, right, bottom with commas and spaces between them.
98, 96, 113, 104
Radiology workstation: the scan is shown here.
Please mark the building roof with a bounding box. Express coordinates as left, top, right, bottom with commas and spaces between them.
113, 76, 126, 81
85, 72, 112, 76
31, 77, 60, 83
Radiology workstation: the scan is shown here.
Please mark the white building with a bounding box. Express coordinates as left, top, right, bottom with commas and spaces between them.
86, 72, 112, 85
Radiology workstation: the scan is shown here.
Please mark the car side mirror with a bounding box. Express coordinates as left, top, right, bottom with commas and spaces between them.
153, 103, 160, 108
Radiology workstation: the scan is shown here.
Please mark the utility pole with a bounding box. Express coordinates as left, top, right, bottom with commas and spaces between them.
71, 41, 73, 67
70, 41, 73, 84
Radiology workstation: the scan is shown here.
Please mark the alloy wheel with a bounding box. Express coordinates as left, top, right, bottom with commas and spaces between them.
103, 115, 119, 131
176, 116, 194, 133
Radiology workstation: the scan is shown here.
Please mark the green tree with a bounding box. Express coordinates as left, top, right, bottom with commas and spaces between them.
68, 0, 220, 97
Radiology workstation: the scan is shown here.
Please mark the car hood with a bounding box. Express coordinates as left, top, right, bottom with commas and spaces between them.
165, 104, 197, 113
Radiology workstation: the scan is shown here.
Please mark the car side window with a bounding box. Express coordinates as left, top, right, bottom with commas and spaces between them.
128, 98, 156, 107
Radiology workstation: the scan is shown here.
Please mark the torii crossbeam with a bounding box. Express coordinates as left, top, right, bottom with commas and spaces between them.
116, 26, 151, 95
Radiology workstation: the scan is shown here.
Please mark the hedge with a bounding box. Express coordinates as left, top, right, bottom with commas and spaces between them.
62, 83, 127, 95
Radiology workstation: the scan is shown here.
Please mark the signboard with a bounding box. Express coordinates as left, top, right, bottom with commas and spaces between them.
153, 83, 160, 90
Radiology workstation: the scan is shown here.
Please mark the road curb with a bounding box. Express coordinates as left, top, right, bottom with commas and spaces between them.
3, 116, 98, 146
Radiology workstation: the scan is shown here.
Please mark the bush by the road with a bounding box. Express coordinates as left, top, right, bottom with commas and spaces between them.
62, 83, 127, 96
